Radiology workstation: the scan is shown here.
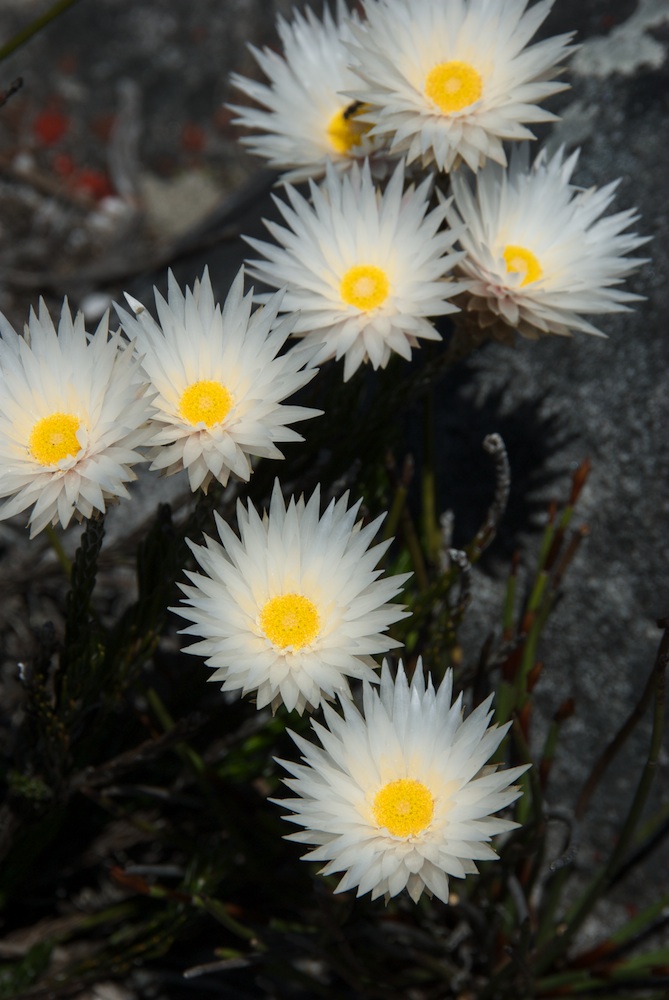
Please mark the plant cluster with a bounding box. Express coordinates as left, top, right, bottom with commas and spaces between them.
0, 1, 666, 998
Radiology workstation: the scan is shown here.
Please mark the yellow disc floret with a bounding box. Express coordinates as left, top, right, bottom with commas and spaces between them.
29, 412, 82, 466
503, 245, 543, 286
327, 102, 372, 155
178, 380, 233, 428
424, 60, 482, 114
259, 593, 320, 650
340, 264, 390, 311
373, 778, 434, 837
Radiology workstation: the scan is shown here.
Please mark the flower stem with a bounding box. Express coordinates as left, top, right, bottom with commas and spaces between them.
193, 895, 265, 947
574, 623, 669, 822
421, 386, 440, 564
534, 619, 668, 974
45, 523, 72, 579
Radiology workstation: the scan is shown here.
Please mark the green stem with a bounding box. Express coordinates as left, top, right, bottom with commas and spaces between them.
515, 578, 551, 704
494, 679, 516, 727
45, 523, 72, 579
193, 895, 265, 947
534, 627, 667, 974
526, 569, 549, 618
535, 865, 572, 948
383, 478, 408, 543
538, 720, 560, 788
401, 500, 430, 593
568, 889, 669, 967
537, 944, 669, 994
0, 0, 84, 62
145, 688, 229, 828
536, 699, 574, 794
630, 792, 669, 846
146, 687, 205, 779
574, 627, 668, 821
502, 563, 518, 634
511, 717, 542, 827
535, 510, 557, 574
421, 386, 440, 564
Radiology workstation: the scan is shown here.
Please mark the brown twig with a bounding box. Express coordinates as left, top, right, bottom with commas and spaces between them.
0, 76, 22, 107
468, 433, 511, 560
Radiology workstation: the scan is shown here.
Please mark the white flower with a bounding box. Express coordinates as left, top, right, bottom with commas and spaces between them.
0, 300, 152, 537
347, 0, 575, 172
245, 158, 468, 381
115, 267, 321, 493
444, 146, 650, 340
275, 659, 529, 903
174, 480, 410, 715
229, 1, 384, 183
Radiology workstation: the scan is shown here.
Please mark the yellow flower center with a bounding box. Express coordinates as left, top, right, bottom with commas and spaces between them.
259, 593, 320, 650
178, 379, 233, 427
503, 244, 543, 286
424, 60, 482, 114
29, 412, 82, 465
327, 102, 371, 155
340, 264, 390, 311
373, 778, 434, 838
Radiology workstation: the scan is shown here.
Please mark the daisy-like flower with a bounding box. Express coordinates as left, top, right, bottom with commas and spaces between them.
346, 0, 575, 172
229, 1, 383, 183
174, 480, 410, 714
245, 158, 468, 381
0, 300, 153, 538
444, 146, 650, 340
276, 659, 529, 903
115, 267, 321, 493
